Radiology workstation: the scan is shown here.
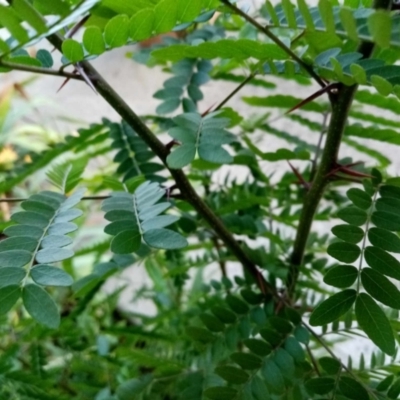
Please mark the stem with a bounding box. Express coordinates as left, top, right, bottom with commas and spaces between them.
0, 59, 83, 80
286, 0, 392, 299
42, 35, 275, 297
219, 0, 326, 87
310, 112, 329, 182
214, 72, 256, 111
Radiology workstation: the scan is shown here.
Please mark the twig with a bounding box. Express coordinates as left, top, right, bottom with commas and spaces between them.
219, 0, 326, 87
214, 72, 256, 111
306, 344, 321, 376
0, 195, 110, 203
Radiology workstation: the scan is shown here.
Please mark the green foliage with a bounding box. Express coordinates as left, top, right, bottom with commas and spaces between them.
2, 0, 400, 399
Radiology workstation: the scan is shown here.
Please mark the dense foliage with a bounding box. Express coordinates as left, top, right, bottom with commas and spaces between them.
1, 0, 400, 398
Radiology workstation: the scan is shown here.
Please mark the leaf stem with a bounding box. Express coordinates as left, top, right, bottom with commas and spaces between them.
219, 0, 326, 87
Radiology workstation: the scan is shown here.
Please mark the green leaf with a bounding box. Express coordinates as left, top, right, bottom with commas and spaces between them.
0, 250, 32, 268
204, 387, 238, 400
318, 0, 335, 33
337, 206, 367, 226
368, 227, 400, 253
355, 293, 395, 355
129, 9, 155, 41
273, 348, 295, 377
31, 265, 73, 287
46, 160, 87, 194
388, 378, 400, 399
0, 268, 26, 287
327, 242, 360, 263
305, 377, 335, 395
111, 230, 141, 254
62, 39, 84, 62
104, 14, 130, 48
339, 7, 358, 42
117, 376, 153, 400
23, 284, 60, 329
231, 352, 262, 370
83, 26, 105, 55
324, 265, 358, 288
215, 366, 249, 384
284, 336, 305, 362
211, 306, 236, 324
152, 40, 288, 62
261, 359, 285, 394
331, 225, 364, 244
226, 294, 249, 314
36, 49, 53, 68
186, 326, 215, 343
199, 313, 225, 332
0, 5, 29, 43
376, 197, 400, 215
244, 339, 271, 356
177, 0, 202, 23
371, 211, 400, 231
167, 113, 234, 168
364, 246, 400, 280
0, 285, 21, 314
346, 188, 372, 210
368, 10, 392, 48
310, 289, 357, 326
143, 228, 188, 249
12, 0, 47, 34
339, 376, 369, 400
361, 268, 400, 309
154, 0, 178, 33
380, 185, 400, 199
319, 357, 341, 374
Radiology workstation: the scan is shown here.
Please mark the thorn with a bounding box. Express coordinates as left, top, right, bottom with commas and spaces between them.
75, 63, 97, 94
165, 139, 178, 152
326, 161, 374, 180
202, 103, 216, 117
286, 83, 339, 114
288, 161, 311, 190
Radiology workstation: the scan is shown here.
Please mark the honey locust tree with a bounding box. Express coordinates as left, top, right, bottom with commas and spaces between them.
0, 0, 400, 398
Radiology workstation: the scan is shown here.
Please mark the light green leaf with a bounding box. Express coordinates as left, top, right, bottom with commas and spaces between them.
31, 265, 73, 287
355, 293, 395, 355
104, 14, 130, 48
83, 26, 105, 55
361, 268, 400, 309
129, 9, 155, 41
23, 284, 60, 329
177, 0, 202, 23
324, 265, 358, 288
0, 285, 21, 314
154, 0, 178, 34
62, 39, 84, 62
368, 10, 392, 48
152, 40, 288, 62
331, 225, 364, 244
36, 248, 74, 264
327, 242, 360, 263
143, 228, 187, 249
0, 5, 29, 43
310, 289, 356, 326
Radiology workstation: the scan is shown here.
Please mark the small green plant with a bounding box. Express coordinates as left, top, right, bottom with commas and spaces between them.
0, 0, 400, 399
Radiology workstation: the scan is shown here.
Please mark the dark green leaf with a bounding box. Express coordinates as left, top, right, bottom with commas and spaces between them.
22, 284, 60, 329
323, 265, 358, 288
186, 326, 214, 343
231, 352, 262, 370
368, 227, 400, 253
355, 293, 395, 355
337, 206, 367, 226
226, 294, 249, 314
0, 268, 25, 287
111, 230, 141, 254
319, 357, 341, 374
244, 339, 271, 356
215, 366, 249, 384
305, 377, 335, 395
199, 313, 225, 332
331, 225, 364, 244
310, 289, 356, 326
364, 246, 400, 280
211, 306, 236, 324
327, 242, 360, 263
204, 387, 238, 400
0, 285, 20, 314
347, 188, 372, 209
361, 268, 400, 309
388, 377, 400, 399
339, 376, 369, 400
261, 359, 285, 393
372, 211, 400, 231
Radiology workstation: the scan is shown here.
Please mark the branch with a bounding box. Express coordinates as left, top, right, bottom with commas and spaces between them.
286, 0, 393, 299
40, 35, 276, 297
219, 0, 326, 87
0, 59, 84, 81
